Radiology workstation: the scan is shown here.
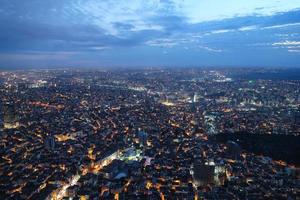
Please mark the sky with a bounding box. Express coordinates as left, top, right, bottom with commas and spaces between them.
1, 0, 300, 68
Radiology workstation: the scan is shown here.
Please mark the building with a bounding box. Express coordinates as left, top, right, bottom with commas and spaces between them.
191, 160, 227, 187
294, 110, 300, 129
45, 135, 56, 150
0, 119, 3, 132
226, 141, 241, 160
191, 162, 215, 187
193, 92, 199, 103
0, 100, 3, 131
138, 130, 148, 147
3, 101, 19, 129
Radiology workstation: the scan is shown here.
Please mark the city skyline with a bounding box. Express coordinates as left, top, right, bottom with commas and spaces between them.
0, 68, 299, 199
1, 0, 300, 68
1, 1, 300, 199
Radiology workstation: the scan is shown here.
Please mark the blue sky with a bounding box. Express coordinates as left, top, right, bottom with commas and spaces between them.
0, 0, 300, 68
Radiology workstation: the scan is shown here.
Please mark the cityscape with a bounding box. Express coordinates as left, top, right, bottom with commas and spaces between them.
1, 0, 300, 199
0, 68, 299, 199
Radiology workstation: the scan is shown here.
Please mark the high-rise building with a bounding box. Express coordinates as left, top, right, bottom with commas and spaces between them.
191, 162, 215, 187
45, 135, 56, 150
226, 141, 241, 160
193, 92, 199, 103
294, 110, 300, 128
0, 100, 3, 131
0, 120, 3, 131
191, 161, 226, 187
3, 101, 19, 129
138, 130, 148, 147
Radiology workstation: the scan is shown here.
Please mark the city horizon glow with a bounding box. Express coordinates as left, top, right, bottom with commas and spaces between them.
0, 0, 300, 68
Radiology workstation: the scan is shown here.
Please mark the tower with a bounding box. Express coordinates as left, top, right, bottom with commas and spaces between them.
294, 109, 300, 132
226, 141, 241, 160
45, 135, 56, 150
3, 101, 19, 129
191, 161, 215, 187
0, 100, 3, 131
138, 130, 148, 147
193, 92, 199, 103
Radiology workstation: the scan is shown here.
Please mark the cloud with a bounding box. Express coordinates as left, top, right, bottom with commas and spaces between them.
210, 29, 234, 34
66, 0, 165, 36
288, 49, 300, 53
203, 25, 258, 36
272, 40, 300, 53
169, 0, 300, 23
238, 25, 258, 31
0, 51, 75, 61
0, 0, 300, 67
272, 41, 300, 46
262, 22, 300, 29
199, 46, 223, 53
90, 46, 112, 51
145, 38, 187, 48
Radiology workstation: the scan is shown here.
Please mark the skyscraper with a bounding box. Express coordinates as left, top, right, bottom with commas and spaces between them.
0, 100, 3, 131
3, 101, 19, 129
45, 135, 56, 151
193, 92, 199, 103
191, 160, 226, 187
191, 162, 215, 187
226, 141, 241, 160
138, 130, 148, 147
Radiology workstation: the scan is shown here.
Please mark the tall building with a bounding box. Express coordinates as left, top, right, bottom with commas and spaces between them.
138, 130, 148, 147
191, 161, 226, 187
191, 162, 215, 187
45, 135, 56, 150
294, 110, 300, 128
3, 101, 19, 129
193, 92, 199, 103
0, 100, 4, 131
226, 141, 241, 160
0, 120, 3, 132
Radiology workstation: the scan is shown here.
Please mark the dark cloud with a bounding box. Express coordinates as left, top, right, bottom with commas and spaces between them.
0, 0, 299, 67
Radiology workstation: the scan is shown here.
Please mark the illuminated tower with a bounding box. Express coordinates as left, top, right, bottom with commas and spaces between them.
193, 92, 199, 103
0, 100, 3, 131
3, 101, 19, 129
